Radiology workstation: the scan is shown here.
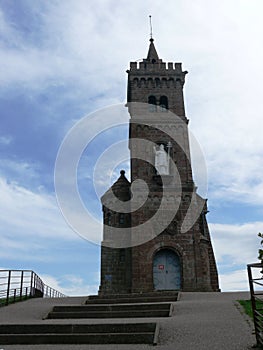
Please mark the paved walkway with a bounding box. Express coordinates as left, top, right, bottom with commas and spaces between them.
0, 292, 255, 350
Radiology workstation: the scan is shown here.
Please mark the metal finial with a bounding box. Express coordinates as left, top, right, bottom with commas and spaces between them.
149, 15, 153, 39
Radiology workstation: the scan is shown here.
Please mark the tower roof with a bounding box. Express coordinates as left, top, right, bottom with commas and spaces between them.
146, 38, 159, 62
111, 170, 130, 201
101, 170, 131, 204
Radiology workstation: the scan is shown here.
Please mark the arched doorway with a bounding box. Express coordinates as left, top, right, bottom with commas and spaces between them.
153, 249, 181, 290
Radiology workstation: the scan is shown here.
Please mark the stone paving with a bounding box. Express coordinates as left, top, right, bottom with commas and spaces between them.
0, 292, 256, 350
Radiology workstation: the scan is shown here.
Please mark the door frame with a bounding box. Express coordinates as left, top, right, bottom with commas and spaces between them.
152, 247, 182, 291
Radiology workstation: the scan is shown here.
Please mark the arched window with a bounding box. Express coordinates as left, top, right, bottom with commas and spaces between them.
119, 213, 125, 224
147, 78, 153, 88
133, 78, 139, 87
148, 95, 157, 112
141, 78, 146, 87
107, 213, 112, 225
155, 78, 161, 87
119, 249, 125, 262
160, 96, 168, 111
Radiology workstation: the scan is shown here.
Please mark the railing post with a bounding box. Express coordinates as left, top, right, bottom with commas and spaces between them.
30, 271, 34, 297
6, 270, 11, 306
247, 265, 257, 343
20, 270, 24, 301
41, 280, 45, 298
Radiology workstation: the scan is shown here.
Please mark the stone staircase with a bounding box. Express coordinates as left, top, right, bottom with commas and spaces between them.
0, 323, 159, 345
0, 291, 179, 345
86, 291, 179, 304
45, 302, 173, 319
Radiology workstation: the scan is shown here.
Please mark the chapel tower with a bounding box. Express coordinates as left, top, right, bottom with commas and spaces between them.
99, 38, 219, 293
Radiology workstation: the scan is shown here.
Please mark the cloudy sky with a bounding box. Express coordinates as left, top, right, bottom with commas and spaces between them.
0, 0, 263, 295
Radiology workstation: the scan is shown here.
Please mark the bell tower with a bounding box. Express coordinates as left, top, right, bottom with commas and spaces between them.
128, 38, 187, 117
99, 38, 219, 294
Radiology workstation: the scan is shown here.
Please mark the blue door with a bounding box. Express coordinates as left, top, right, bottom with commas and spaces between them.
153, 249, 181, 290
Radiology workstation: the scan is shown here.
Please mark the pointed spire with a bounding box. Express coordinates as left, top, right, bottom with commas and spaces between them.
146, 15, 159, 63
149, 15, 153, 39
147, 38, 159, 63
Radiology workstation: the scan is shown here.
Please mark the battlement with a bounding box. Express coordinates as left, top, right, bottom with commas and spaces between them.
129, 61, 185, 74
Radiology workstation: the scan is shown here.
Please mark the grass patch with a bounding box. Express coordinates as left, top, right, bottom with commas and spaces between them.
238, 300, 253, 318
0, 295, 30, 306
238, 299, 263, 319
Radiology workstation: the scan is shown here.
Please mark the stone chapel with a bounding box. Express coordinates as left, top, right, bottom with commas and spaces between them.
99, 37, 219, 294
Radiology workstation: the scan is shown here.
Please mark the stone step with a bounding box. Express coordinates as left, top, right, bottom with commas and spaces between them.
86, 295, 178, 304
47, 309, 171, 319
0, 323, 159, 345
89, 291, 179, 300
52, 302, 172, 312
46, 303, 173, 319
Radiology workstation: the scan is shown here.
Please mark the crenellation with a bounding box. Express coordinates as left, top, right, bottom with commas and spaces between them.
167, 62, 173, 69
129, 61, 187, 75
130, 62, 138, 70
174, 62, 182, 73
139, 61, 145, 70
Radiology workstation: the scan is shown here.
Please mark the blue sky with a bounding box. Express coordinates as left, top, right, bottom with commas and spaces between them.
0, 0, 263, 294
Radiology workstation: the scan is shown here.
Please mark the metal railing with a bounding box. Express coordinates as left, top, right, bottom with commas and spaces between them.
247, 263, 263, 348
0, 270, 66, 307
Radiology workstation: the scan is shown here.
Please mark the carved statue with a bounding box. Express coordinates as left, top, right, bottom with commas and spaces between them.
153, 144, 169, 175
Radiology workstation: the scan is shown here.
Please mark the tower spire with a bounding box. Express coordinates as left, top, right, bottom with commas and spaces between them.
146, 36, 159, 62
146, 15, 159, 62
149, 15, 153, 40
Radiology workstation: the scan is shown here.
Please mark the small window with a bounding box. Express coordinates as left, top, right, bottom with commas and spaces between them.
155, 78, 161, 87
107, 213, 112, 225
120, 249, 125, 262
148, 95, 157, 112
160, 96, 168, 111
119, 213, 125, 224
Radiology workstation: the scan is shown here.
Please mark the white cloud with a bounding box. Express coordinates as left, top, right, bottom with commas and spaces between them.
0, 176, 84, 262
41, 273, 99, 296
219, 269, 250, 292
0, 1, 128, 98
211, 222, 263, 265
190, 102, 263, 206
0, 158, 41, 186
210, 221, 263, 291
175, 2, 263, 208
219, 267, 263, 292
0, 135, 12, 145
0, 173, 104, 261
0, 177, 74, 239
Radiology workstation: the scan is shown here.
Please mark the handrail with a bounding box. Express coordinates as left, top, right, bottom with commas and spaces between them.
0, 270, 66, 306
247, 263, 263, 349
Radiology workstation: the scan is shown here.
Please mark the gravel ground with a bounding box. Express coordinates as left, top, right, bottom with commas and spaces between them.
0, 292, 255, 350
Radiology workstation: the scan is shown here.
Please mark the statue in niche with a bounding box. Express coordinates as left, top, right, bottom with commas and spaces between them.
153, 144, 169, 175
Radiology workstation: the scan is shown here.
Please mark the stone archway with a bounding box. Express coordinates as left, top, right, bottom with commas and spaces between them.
153, 249, 181, 290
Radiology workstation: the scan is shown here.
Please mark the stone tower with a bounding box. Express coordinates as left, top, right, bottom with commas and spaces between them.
99, 38, 219, 294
